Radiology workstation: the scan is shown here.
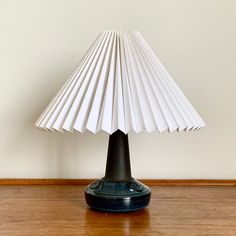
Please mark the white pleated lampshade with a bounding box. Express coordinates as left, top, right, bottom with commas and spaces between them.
35, 30, 205, 134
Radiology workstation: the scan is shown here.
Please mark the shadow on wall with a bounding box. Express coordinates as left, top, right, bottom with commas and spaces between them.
45, 131, 107, 178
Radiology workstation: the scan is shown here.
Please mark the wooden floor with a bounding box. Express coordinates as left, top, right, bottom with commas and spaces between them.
0, 185, 235, 235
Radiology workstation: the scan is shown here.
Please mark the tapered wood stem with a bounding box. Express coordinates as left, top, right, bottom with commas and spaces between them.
104, 130, 132, 182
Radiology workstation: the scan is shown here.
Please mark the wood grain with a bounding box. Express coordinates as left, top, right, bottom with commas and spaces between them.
0, 178, 236, 186
0, 185, 235, 235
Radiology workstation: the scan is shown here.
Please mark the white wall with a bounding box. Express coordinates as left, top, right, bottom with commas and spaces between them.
0, 0, 235, 179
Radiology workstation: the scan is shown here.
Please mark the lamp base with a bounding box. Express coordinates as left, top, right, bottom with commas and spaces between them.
85, 178, 151, 212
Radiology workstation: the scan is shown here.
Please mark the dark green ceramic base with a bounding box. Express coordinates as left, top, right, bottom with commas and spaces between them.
85, 178, 151, 212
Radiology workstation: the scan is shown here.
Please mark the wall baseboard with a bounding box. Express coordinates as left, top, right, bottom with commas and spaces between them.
0, 179, 235, 186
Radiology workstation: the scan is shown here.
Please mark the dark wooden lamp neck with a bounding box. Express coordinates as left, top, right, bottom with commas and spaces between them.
104, 130, 132, 182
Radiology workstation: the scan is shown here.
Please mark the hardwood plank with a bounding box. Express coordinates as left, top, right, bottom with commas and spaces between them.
0, 185, 235, 235
0, 178, 236, 186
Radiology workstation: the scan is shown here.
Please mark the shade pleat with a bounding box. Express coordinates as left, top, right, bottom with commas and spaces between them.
35, 34, 103, 129
134, 32, 201, 130
119, 34, 133, 133
135, 32, 205, 129
132, 32, 188, 131
85, 32, 115, 133
124, 33, 146, 133
128, 32, 169, 132
35, 30, 205, 134
115, 32, 126, 133
126, 33, 158, 133
130, 33, 180, 132
35, 32, 105, 131
52, 33, 107, 132
63, 31, 111, 132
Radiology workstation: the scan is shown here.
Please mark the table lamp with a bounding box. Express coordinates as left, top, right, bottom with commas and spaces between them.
35, 30, 205, 212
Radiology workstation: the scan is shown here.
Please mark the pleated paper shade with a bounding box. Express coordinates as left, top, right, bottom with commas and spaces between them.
35, 30, 205, 134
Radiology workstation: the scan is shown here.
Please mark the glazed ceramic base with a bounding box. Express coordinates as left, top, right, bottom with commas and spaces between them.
85, 178, 151, 212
